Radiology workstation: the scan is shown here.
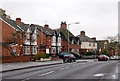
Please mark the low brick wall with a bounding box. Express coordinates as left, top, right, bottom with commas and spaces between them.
51, 57, 59, 60
2, 56, 31, 63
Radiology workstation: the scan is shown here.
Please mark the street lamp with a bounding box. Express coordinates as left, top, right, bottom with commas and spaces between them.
68, 22, 80, 53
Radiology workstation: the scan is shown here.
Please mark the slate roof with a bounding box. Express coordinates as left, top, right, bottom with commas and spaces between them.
1, 17, 23, 31
1, 17, 37, 34
60, 28, 81, 44
77, 35, 96, 42
31, 24, 51, 36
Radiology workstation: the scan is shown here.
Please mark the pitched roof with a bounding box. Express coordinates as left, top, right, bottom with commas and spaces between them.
1, 17, 23, 31
60, 28, 81, 44
1, 17, 38, 34
77, 35, 96, 42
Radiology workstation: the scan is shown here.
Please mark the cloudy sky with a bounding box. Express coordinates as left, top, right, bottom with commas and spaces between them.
0, 0, 119, 40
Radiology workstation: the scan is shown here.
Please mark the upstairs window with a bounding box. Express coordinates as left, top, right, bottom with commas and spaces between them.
20, 33, 22, 39
49, 36, 50, 41
89, 43, 91, 46
52, 36, 56, 43
72, 40, 74, 44
25, 33, 30, 39
93, 43, 95, 47
32, 33, 37, 40
77, 40, 79, 45
58, 37, 61, 43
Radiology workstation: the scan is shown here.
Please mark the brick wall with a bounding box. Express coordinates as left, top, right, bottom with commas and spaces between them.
2, 56, 31, 63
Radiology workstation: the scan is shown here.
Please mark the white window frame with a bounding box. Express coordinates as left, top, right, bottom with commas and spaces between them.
32, 46, 37, 54
51, 47, 56, 54
58, 37, 61, 43
77, 40, 79, 45
72, 40, 74, 44
24, 46, 30, 55
52, 36, 56, 43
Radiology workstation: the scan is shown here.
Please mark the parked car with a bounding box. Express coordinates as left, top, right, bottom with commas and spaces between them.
57, 52, 69, 58
63, 54, 76, 63
98, 55, 109, 61
110, 55, 120, 60
110, 56, 115, 60
73, 53, 82, 59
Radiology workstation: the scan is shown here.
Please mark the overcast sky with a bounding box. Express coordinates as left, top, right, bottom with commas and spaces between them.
0, 0, 119, 40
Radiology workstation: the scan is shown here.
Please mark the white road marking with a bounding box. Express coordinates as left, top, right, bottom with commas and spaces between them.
39, 71, 54, 76
112, 75, 118, 79
65, 67, 70, 69
26, 78, 30, 80
21, 77, 30, 81
60, 68, 65, 70
94, 73, 104, 77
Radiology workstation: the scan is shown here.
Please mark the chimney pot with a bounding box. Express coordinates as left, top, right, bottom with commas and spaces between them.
60, 21, 67, 30
16, 18, 21, 25
80, 31, 85, 36
92, 37, 96, 41
44, 24, 49, 29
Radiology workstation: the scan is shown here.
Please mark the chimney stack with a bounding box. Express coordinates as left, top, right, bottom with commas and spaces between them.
44, 24, 49, 29
16, 18, 21, 25
80, 31, 85, 36
92, 37, 96, 41
60, 21, 67, 30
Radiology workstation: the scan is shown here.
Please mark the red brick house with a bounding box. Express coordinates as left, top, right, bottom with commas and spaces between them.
1, 17, 40, 62
59, 22, 81, 53
36, 24, 62, 55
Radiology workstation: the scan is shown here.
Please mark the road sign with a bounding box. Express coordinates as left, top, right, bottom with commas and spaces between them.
95, 49, 97, 52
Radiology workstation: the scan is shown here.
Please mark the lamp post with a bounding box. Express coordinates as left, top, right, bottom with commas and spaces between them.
68, 22, 79, 53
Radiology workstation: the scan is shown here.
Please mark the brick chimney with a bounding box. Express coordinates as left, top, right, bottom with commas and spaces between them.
80, 31, 85, 36
44, 24, 49, 29
16, 18, 21, 25
60, 21, 67, 30
92, 37, 96, 41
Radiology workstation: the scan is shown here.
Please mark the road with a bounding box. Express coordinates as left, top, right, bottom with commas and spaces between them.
2, 60, 120, 81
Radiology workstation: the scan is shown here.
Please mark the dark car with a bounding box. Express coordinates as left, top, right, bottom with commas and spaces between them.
63, 54, 76, 63
57, 52, 69, 58
98, 55, 109, 61
73, 53, 82, 59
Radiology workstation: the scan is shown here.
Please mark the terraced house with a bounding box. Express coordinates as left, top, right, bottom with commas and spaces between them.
59, 22, 81, 53
1, 17, 41, 62
1, 17, 62, 62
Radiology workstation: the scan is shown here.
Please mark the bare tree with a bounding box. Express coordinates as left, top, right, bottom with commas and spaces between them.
106, 35, 118, 56
2, 30, 23, 56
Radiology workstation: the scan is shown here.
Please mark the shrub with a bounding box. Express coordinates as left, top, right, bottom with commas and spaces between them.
87, 51, 94, 55
101, 50, 110, 57
35, 52, 46, 60
81, 51, 87, 55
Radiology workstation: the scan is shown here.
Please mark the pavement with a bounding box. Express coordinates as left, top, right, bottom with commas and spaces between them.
0, 59, 96, 73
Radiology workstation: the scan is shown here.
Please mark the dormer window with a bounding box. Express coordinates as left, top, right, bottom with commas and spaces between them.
72, 40, 74, 44
58, 37, 61, 43
32, 33, 37, 40
52, 36, 56, 43
27, 33, 30, 39
77, 40, 79, 45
